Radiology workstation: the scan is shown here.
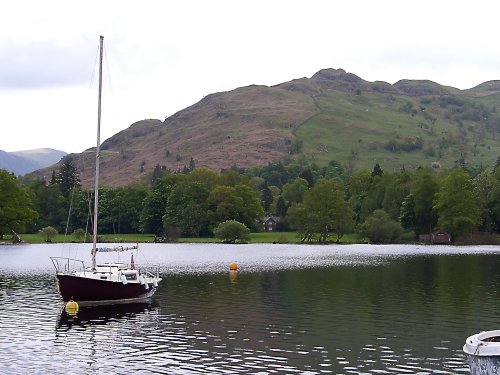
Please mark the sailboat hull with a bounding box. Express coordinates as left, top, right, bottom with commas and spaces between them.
56, 274, 157, 304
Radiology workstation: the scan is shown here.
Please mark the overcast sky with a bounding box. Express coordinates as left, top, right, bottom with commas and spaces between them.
2, 0, 500, 153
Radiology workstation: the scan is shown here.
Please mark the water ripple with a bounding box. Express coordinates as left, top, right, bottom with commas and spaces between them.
1, 245, 497, 373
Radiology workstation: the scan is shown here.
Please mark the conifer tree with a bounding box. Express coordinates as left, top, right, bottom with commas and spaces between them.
371, 163, 384, 177
55, 159, 80, 196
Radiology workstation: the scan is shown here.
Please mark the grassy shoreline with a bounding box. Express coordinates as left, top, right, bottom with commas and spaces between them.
2, 232, 497, 246
1, 232, 365, 245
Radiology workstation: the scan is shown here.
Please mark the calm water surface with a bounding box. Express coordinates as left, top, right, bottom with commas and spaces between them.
1, 243, 499, 374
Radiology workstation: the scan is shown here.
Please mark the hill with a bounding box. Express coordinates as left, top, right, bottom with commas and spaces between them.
37, 68, 500, 187
1, 148, 66, 176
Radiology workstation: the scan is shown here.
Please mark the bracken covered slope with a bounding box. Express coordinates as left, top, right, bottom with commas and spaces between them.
38, 68, 500, 187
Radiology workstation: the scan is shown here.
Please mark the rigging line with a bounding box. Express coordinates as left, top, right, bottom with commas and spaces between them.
136, 245, 153, 267
66, 186, 79, 262
88, 43, 101, 89
64, 185, 77, 237
84, 190, 91, 243
102, 41, 122, 143
79, 152, 91, 244
86, 190, 94, 243
103, 43, 114, 94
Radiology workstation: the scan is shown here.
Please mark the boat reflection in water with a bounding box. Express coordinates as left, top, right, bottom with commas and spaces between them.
56, 302, 156, 331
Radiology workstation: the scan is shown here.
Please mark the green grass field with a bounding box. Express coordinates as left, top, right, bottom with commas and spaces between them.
2, 231, 364, 244
6, 233, 156, 244
171, 231, 364, 244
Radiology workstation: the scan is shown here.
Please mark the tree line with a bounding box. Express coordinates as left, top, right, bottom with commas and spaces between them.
1, 157, 499, 244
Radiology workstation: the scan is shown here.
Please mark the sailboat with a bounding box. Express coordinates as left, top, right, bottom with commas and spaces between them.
50, 36, 161, 305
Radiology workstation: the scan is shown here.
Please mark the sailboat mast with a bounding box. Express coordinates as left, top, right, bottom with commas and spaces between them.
92, 35, 104, 270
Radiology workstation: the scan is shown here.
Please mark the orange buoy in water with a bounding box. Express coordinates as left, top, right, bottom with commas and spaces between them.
229, 262, 238, 271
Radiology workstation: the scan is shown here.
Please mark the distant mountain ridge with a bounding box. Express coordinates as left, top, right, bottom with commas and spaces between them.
35, 68, 500, 187
1, 148, 66, 175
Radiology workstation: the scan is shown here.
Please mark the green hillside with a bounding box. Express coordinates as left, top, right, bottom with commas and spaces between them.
38, 68, 500, 187
296, 89, 498, 172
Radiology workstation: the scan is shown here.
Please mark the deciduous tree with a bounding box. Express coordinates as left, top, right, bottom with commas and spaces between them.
0, 170, 37, 238
282, 178, 308, 204
299, 169, 314, 188
140, 174, 184, 234
399, 193, 417, 232
163, 180, 210, 237
214, 220, 250, 243
288, 179, 354, 243
275, 196, 288, 218
473, 169, 499, 232
28, 179, 67, 232
361, 209, 403, 244
234, 184, 264, 230
433, 169, 482, 239
207, 185, 244, 227
287, 203, 312, 242
412, 168, 439, 235
39, 226, 58, 242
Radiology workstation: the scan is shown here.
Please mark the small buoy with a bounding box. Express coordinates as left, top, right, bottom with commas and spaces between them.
229, 262, 238, 271
65, 299, 79, 315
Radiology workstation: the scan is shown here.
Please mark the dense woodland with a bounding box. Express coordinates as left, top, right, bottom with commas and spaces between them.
1, 156, 500, 244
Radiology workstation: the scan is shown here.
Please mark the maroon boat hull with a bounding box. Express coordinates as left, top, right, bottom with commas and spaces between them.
56, 274, 156, 303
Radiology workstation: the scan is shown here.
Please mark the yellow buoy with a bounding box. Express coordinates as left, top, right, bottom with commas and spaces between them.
65, 299, 79, 315
229, 262, 238, 271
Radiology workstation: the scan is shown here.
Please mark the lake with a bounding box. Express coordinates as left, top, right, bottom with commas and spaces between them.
1, 243, 499, 374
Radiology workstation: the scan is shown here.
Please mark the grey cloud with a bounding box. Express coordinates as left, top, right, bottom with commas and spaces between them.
0, 37, 98, 89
